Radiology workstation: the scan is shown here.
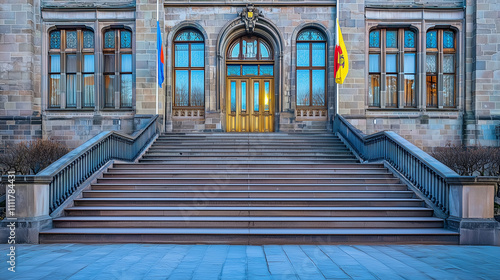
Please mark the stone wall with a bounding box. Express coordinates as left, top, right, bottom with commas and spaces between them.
136, 0, 163, 117
42, 114, 134, 149
467, 0, 500, 146
365, 0, 464, 7
0, 0, 42, 150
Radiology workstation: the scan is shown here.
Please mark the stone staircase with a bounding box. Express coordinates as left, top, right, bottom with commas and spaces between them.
40, 133, 459, 244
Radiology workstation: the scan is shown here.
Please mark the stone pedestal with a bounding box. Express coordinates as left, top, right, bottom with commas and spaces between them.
447, 178, 499, 245
0, 176, 52, 244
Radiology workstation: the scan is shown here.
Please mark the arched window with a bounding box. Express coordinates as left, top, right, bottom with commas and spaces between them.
103, 29, 133, 108
173, 29, 204, 107
296, 29, 326, 107
48, 28, 95, 108
368, 28, 416, 108
227, 36, 272, 60
426, 29, 456, 108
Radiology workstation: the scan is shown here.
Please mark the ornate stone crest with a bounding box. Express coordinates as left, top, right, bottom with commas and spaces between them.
239, 4, 263, 34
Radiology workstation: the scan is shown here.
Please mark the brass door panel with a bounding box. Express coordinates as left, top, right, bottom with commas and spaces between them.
226, 78, 274, 132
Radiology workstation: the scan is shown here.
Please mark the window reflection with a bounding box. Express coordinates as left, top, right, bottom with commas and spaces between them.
242, 82, 247, 111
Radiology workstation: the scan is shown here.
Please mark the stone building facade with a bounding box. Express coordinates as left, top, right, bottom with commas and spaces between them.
0, 0, 499, 151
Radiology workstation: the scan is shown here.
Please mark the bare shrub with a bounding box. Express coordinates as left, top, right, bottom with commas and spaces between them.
0, 139, 69, 175
432, 144, 500, 177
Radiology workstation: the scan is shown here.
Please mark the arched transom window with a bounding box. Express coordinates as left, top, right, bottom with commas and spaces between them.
173, 29, 205, 107
296, 29, 327, 107
227, 36, 272, 60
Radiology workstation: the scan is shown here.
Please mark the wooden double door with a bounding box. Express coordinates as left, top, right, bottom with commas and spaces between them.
226, 78, 274, 132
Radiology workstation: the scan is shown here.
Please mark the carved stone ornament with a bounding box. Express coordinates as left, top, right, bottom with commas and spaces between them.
239, 4, 263, 34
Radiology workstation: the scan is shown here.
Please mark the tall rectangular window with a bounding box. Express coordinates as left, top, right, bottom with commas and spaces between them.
83, 54, 94, 107
296, 29, 327, 108
426, 29, 456, 108
368, 54, 380, 107
120, 54, 133, 107
404, 53, 416, 107
48, 29, 94, 109
426, 54, 437, 107
173, 29, 205, 108
385, 54, 398, 107
66, 54, 77, 108
103, 29, 133, 109
368, 28, 417, 108
49, 54, 61, 107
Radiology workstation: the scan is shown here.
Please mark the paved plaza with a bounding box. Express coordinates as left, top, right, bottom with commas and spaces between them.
1, 244, 499, 279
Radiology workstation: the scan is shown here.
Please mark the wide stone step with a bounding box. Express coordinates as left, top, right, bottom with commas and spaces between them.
111, 163, 384, 169
90, 183, 409, 191
157, 134, 337, 137
150, 143, 346, 147
101, 172, 395, 179
64, 206, 435, 217
106, 167, 389, 174
149, 145, 347, 150
140, 155, 357, 159
39, 228, 459, 245
155, 136, 341, 141
96, 177, 400, 184
110, 162, 376, 171
147, 150, 351, 156
52, 216, 444, 229
82, 190, 415, 198
137, 160, 361, 164
143, 153, 354, 157
73, 198, 423, 207
148, 145, 348, 150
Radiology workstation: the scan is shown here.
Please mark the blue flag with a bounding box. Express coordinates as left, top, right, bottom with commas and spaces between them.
157, 21, 164, 88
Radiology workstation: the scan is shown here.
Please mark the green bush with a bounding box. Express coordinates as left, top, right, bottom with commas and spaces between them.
0, 139, 69, 175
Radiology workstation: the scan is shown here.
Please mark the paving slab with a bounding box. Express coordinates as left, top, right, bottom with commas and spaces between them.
1, 244, 499, 279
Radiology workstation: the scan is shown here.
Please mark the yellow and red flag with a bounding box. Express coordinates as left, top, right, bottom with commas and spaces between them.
334, 19, 349, 84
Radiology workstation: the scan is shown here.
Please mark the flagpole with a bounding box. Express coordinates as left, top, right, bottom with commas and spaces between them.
156, 0, 159, 115
335, 0, 340, 116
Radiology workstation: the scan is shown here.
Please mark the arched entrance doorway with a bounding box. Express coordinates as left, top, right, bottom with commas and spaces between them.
225, 36, 274, 132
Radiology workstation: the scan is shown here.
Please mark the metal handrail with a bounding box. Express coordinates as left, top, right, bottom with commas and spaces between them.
32, 115, 160, 213
333, 114, 461, 216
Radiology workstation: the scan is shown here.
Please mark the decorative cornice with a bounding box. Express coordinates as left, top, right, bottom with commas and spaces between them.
165, 1, 337, 7
41, 1, 136, 11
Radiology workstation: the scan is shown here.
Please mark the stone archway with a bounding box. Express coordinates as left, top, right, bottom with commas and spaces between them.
216, 5, 285, 132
